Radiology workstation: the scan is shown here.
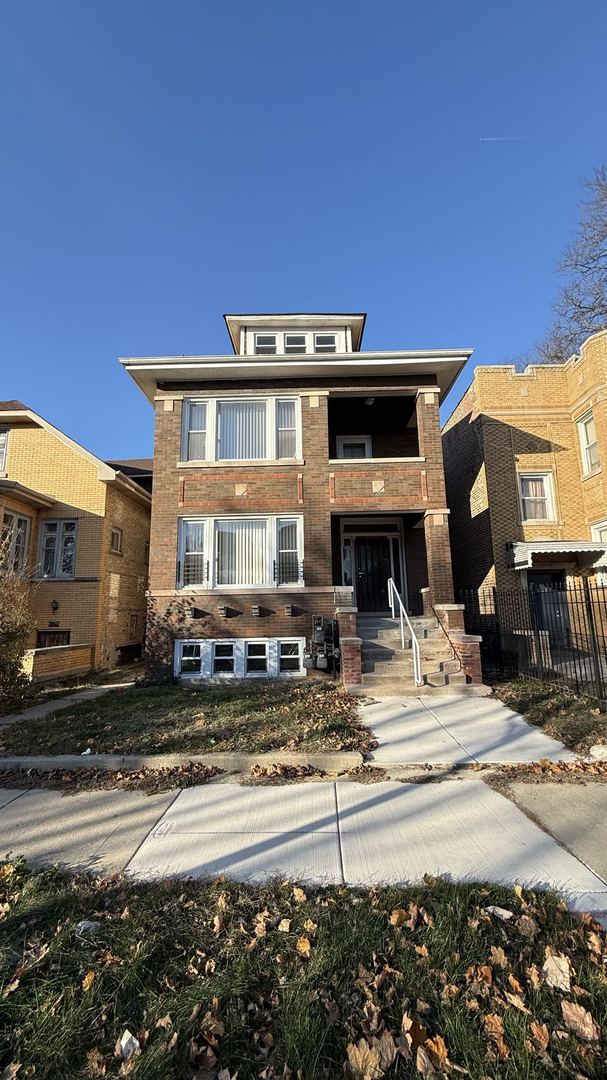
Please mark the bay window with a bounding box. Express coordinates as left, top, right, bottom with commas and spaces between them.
182, 397, 300, 462
40, 520, 77, 578
178, 515, 304, 588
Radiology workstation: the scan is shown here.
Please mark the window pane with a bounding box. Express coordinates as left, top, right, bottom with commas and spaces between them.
13, 517, 28, 571
588, 442, 600, 470
521, 477, 545, 499
255, 335, 277, 355
181, 643, 201, 673
183, 521, 205, 585
277, 519, 299, 584
61, 523, 76, 576
217, 401, 267, 460
523, 499, 547, 520
285, 334, 306, 354
342, 442, 367, 458
279, 641, 300, 672
315, 334, 336, 353
585, 415, 597, 444
216, 518, 268, 585
0, 431, 7, 471
276, 399, 296, 458
42, 523, 58, 576
213, 643, 234, 673
246, 642, 267, 673
187, 403, 207, 460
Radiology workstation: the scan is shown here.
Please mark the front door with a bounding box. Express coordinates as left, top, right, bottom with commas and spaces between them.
528, 570, 570, 647
355, 537, 392, 611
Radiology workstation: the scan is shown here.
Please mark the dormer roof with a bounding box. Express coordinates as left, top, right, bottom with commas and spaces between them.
224, 312, 367, 353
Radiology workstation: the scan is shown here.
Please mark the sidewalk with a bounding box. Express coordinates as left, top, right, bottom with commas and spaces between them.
0, 682, 135, 730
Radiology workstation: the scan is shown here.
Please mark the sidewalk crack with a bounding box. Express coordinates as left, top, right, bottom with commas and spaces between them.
418, 697, 479, 764
333, 782, 346, 885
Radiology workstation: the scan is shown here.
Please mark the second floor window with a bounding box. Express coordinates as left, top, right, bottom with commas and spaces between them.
40, 520, 77, 578
519, 473, 555, 522
2, 510, 29, 573
578, 411, 600, 475
110, 527, 123, 554
0, 430, 8, 472
182, 397, 300, 462
178, 514, 304, 588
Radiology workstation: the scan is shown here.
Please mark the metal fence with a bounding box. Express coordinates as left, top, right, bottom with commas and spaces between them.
460, 579, 607, 704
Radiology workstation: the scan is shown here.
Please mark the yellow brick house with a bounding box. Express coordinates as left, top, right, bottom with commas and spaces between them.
0, 400, 152, 682
442, 329, 607, 596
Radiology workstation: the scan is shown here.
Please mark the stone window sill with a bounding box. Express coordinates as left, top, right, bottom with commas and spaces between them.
177, 459, 305, 469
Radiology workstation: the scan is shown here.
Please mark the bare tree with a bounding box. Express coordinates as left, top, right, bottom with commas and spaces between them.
537, 165, 607, 363
0, 537, 35, 709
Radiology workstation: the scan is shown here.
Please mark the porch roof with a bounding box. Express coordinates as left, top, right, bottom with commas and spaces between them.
507, 540, 607, 570
0, 479, 55, 510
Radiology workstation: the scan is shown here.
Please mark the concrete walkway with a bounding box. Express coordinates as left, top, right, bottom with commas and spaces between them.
0, 682, 135, 729
2, 777, 605, 916
360, 694, 577, 764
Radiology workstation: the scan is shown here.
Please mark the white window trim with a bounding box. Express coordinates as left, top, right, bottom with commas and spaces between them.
38, 519, 78, 579
518, 471, 556, 523
577, 410, 601, 476
250, 329, 346, 355
181, 396, 302, 463
336, 434, 373, 459
174, 637, 305, 678
177, 514, 304, 590
2, 509, 30, 573
0, 429, 8, 473
110, 526, 123, 554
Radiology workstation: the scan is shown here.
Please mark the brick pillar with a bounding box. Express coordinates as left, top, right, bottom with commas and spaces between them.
434, 603, 483, 685
424, 511, 454, 605
340, 637, 362, 687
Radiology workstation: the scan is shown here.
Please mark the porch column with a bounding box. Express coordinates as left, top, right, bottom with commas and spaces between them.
423, 510, 455, 605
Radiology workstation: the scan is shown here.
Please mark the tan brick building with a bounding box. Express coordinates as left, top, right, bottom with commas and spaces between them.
0, 401, 152, 681
442, 329, 607, 597
121, 313, 479, 689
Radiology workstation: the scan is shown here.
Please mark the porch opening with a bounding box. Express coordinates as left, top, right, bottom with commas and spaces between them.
331, 513, 428, 614
328, 394, 419, 459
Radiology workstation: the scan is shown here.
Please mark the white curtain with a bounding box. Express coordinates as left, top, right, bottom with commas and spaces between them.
521, 477, 547, 519
276, 399, 296, 458
216, 518, 267, 585
217, 401, 266, 460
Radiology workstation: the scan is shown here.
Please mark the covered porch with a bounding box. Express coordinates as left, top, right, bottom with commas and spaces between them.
331, 513, 430, 615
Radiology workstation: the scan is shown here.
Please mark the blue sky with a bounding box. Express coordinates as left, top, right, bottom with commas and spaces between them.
1, 1, 606, 458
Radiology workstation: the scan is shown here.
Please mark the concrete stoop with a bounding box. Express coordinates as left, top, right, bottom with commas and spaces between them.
356, 614, 482, 697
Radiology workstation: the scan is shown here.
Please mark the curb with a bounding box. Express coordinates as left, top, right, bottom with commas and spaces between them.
0, 750, 364, 774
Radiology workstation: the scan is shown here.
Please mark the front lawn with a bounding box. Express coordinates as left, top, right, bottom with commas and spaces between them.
0, 680, 373, 757
1, 862, 605, 1079
493, 679, 607, 754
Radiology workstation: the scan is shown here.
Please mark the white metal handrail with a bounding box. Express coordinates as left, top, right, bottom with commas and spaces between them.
387, 577, 423, 686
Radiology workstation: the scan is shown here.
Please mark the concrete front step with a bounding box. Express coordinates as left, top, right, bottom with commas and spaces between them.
354, 681, 485, 698
361, 658, 461, 675
361, 640, 455, 661
362, 669, 466, 688
358, 628, 444, 645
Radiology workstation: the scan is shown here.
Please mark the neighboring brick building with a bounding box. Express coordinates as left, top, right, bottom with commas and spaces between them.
121, 313, 480, 690
0, 401, 152, 681
442, 329, 607, 596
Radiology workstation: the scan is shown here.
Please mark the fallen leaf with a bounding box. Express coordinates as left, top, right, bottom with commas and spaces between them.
485, 905, 513, 922
528, 1022, 549, 1053
542, 951, 572, 992
516, 914, 539, 938
345, 1037, 383, 1079
296, 936, 311, 958
1, 1066, 21, 1080
504, 991, 530, 1014
303, 919, 317, 932
483, 1013, 509, 1058
402, 1013, 428, 1051
155, 1014, 173, 1030
425, 1034, 449, 1070
292, 887, 307, 904
561, 1001, 600, 1041
371, 1030, 397, 1070
114, 1030, 141, 1062
389, 908, 407, 927
86, 1048, 106, 1077
507, 973, 524, 994
278, 919, 291, 932
415, 1044, 437, 1077
490, 946, 508, 969
526, 964, 541, 991
82, 970, 95, 992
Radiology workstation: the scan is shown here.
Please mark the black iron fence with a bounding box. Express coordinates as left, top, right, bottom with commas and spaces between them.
460, 579, 607, 704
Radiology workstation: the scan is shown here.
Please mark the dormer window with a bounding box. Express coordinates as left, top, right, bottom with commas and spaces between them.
314, 333, 336, 353
284, 334, 306, 354
254, 334, 277, 355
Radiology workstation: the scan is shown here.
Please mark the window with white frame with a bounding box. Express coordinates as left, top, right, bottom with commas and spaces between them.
336, 435, 372, 459
0, 430, 8, 472
314, 333, 336, 353
2, 510, 30, 573
40, 520, 77, 578
578, 411, 600, 475
110, 526, 123, 554
178, 515, 304, 588
182, 397, 300, 462
518, 473, 555, 522
254, 334, 278, 355
175, 638, 304, 678
284, 333, 307, 354
252, 331, 343, 355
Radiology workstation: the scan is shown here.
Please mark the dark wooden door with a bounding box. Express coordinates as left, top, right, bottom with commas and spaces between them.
355, 537, 392, 611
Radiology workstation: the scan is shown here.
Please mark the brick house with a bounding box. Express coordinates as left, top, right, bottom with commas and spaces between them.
121, 313, 482, 691
442, 329, 607, 597
0, 401, 152, 682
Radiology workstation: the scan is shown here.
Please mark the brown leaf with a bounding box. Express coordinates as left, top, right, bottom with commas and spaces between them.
415, 1044, 437, 1077
389, 908, 408, 927
345, 1037, 383, 1079
155, 1014, 173, 1030
561, 1000, 600, 1041
490, 946, 508, 969
371, 1030, 397, 1071
504, 991, 530, 1014
528, 1022, 549, 1053
82, 970, 95, 992
2, 1066, 22, 1080
542, 950, 571, 991
516, 914, 539, 938
303, 919, 317, 932
415, 944, 429, 959
292, 886, 307, 904
86, 1048, 107, 1077
482, 1013, 509, 1058
507, 973, 524, 994
425, 1034, 449, 1069
296, 936, 311, 958
526, 964, 541, 991
277, 919, 291, 932
402, 1013, 428, 1051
